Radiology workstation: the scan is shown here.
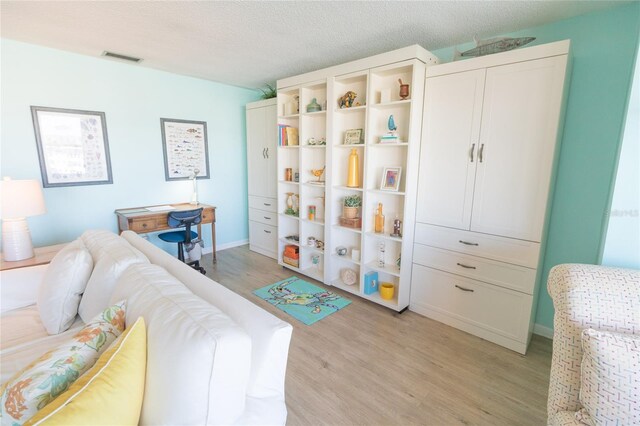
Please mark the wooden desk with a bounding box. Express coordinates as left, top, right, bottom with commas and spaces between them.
115, 203, 217, 261
0, 243, 67, 271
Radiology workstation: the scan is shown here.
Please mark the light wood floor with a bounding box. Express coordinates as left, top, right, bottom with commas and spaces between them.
201, 246, 552, 426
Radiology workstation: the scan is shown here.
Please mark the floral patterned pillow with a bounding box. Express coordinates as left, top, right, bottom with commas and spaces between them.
0, 301, 126, 425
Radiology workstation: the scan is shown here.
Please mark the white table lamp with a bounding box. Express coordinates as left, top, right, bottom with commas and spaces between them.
1, 178, 47, 261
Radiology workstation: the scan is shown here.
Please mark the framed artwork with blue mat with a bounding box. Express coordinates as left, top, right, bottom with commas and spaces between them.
253, 276, 351, 325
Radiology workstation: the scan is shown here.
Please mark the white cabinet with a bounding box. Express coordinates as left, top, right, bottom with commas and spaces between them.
247, 99, 277, 259
411, 41, 571, 354
417, 55, 567, 242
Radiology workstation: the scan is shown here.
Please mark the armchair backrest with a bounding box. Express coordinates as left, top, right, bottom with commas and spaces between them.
547, 263, 640, 421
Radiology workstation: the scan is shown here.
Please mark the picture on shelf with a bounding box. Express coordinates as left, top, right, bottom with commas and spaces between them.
344, 129, 363, 145
380, 167, 402, 192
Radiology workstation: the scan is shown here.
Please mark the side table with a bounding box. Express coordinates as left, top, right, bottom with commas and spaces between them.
0, 244, 67, 271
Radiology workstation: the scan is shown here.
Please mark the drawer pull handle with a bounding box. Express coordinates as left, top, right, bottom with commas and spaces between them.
456, 263, 476, 269
142, 223, 147, 228
264, 216, 271, 220
263, 203, 271, 206
459, 240, 479, 246
264, 230, 272, 234
455, 285, 474, 292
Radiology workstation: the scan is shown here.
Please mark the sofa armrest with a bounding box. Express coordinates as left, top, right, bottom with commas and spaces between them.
546, 263, 640, 420
0, 265, 48, 314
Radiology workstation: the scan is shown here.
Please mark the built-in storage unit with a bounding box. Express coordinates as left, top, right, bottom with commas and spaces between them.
410, 41, 571, 354
277, 46, 439, 311
246, 99, 278, 259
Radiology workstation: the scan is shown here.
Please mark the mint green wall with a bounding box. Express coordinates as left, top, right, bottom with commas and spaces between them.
432, 3, 640, 330
1, 39, 260, 254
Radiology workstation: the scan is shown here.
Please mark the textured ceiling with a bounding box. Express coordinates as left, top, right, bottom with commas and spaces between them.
0, 1, 623, 89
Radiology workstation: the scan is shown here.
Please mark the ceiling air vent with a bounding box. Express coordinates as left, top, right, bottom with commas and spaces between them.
101, 51, 142, 63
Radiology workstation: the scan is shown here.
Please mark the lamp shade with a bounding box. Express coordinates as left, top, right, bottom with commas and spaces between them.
0, 178, 47, 219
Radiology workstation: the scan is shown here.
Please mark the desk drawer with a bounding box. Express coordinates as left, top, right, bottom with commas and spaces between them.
131, 218, 158, 232
201, 208, 215, 223
414, 223, 540, 268
249, 208, 277, 226
249, 196, 277, 213
410, 264, 532, 343
413, 244, 536, 294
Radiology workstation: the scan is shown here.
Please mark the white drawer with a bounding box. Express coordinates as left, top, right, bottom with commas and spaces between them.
249, 208, 277, 227
249, 195, 277, 213
413, 244, 536, 294
410, 264, 533, 344
414, 223, 540, 268
249, 221, 277, 255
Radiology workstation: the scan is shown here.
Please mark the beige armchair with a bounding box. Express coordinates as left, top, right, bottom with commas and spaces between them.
547, 263, 640, 425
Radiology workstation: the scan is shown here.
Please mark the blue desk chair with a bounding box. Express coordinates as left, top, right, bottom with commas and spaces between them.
158, 208, 206, 274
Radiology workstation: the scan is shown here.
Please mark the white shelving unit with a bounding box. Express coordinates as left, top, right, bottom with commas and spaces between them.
276, 45, 439, 311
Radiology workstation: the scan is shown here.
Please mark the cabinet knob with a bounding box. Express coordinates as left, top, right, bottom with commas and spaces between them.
458, 240, 479, 246
264, 230, 272, 234
455, 285, 474, 292
479, 144, 485, 163
264, 203, 271, 207
264, 216, 271, 220
142, 223, 147, 228
469, 143, 476, 162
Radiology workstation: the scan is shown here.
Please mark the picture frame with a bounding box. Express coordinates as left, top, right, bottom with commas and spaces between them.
161, 118, 210, 181
343, 128, 363, 145
31, 106, 113, 188
380, 167, 402, 192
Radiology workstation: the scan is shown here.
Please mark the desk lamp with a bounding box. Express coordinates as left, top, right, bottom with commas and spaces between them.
0, 177, 47, 261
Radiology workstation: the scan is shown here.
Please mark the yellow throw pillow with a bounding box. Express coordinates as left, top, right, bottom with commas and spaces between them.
25, 317, 146, 426
0, 301, 127, 424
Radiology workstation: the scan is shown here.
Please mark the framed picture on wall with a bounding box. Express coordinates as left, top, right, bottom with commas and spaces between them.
380, 167, 402, 192
160, 118, 210, 181
31, 106, 113, 188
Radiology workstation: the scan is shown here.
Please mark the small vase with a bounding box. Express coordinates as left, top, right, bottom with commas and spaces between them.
347, 148, 360, 188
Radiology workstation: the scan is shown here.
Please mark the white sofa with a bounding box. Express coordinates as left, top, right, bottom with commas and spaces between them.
0, 230, 293, 425
546, 263, 640, 425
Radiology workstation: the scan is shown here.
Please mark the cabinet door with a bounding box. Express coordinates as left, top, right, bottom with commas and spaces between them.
264, 103, 278, 198
416, 69, 485, 229
246, 106, 268, 197
470, 56, 567, 241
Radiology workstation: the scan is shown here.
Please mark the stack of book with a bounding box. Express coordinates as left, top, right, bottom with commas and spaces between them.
379, 133, 399, 144
278, 125, 299, 146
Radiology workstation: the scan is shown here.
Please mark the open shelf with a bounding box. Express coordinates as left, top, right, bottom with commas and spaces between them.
331, 253, 360, 266
330, 278, 360, 296
369, 99, 412, 109
333, 225, 362, 234
364, 231, 402, 243
333, 185, 363, 192
364, 260, 401, 278
367, 189, 406, 196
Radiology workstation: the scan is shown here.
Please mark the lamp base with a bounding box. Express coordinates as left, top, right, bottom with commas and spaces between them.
2, 218, 35, 261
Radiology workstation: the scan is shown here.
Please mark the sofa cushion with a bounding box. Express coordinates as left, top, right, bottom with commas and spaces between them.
0, 301, 126, 425
120, 230, 293, 409
578, 329, 640, 425
37, 239, 93, 335
109, 263, 252, 425
78, 230, 148, 322
26, 317, 146, 426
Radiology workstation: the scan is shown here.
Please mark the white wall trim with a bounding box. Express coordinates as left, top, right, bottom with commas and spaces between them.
533, 323, 554, 339
202, 239, 248, 254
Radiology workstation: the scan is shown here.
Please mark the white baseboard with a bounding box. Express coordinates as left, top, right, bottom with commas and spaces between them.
533, 323, 554, 339
202, 239, 249, 254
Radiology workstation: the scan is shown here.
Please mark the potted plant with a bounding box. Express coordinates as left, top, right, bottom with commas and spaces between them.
343, 195, 361, 219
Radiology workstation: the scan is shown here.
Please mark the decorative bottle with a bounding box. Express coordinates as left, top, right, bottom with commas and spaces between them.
374, 203, 385, 233
347, 148, 360, 188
